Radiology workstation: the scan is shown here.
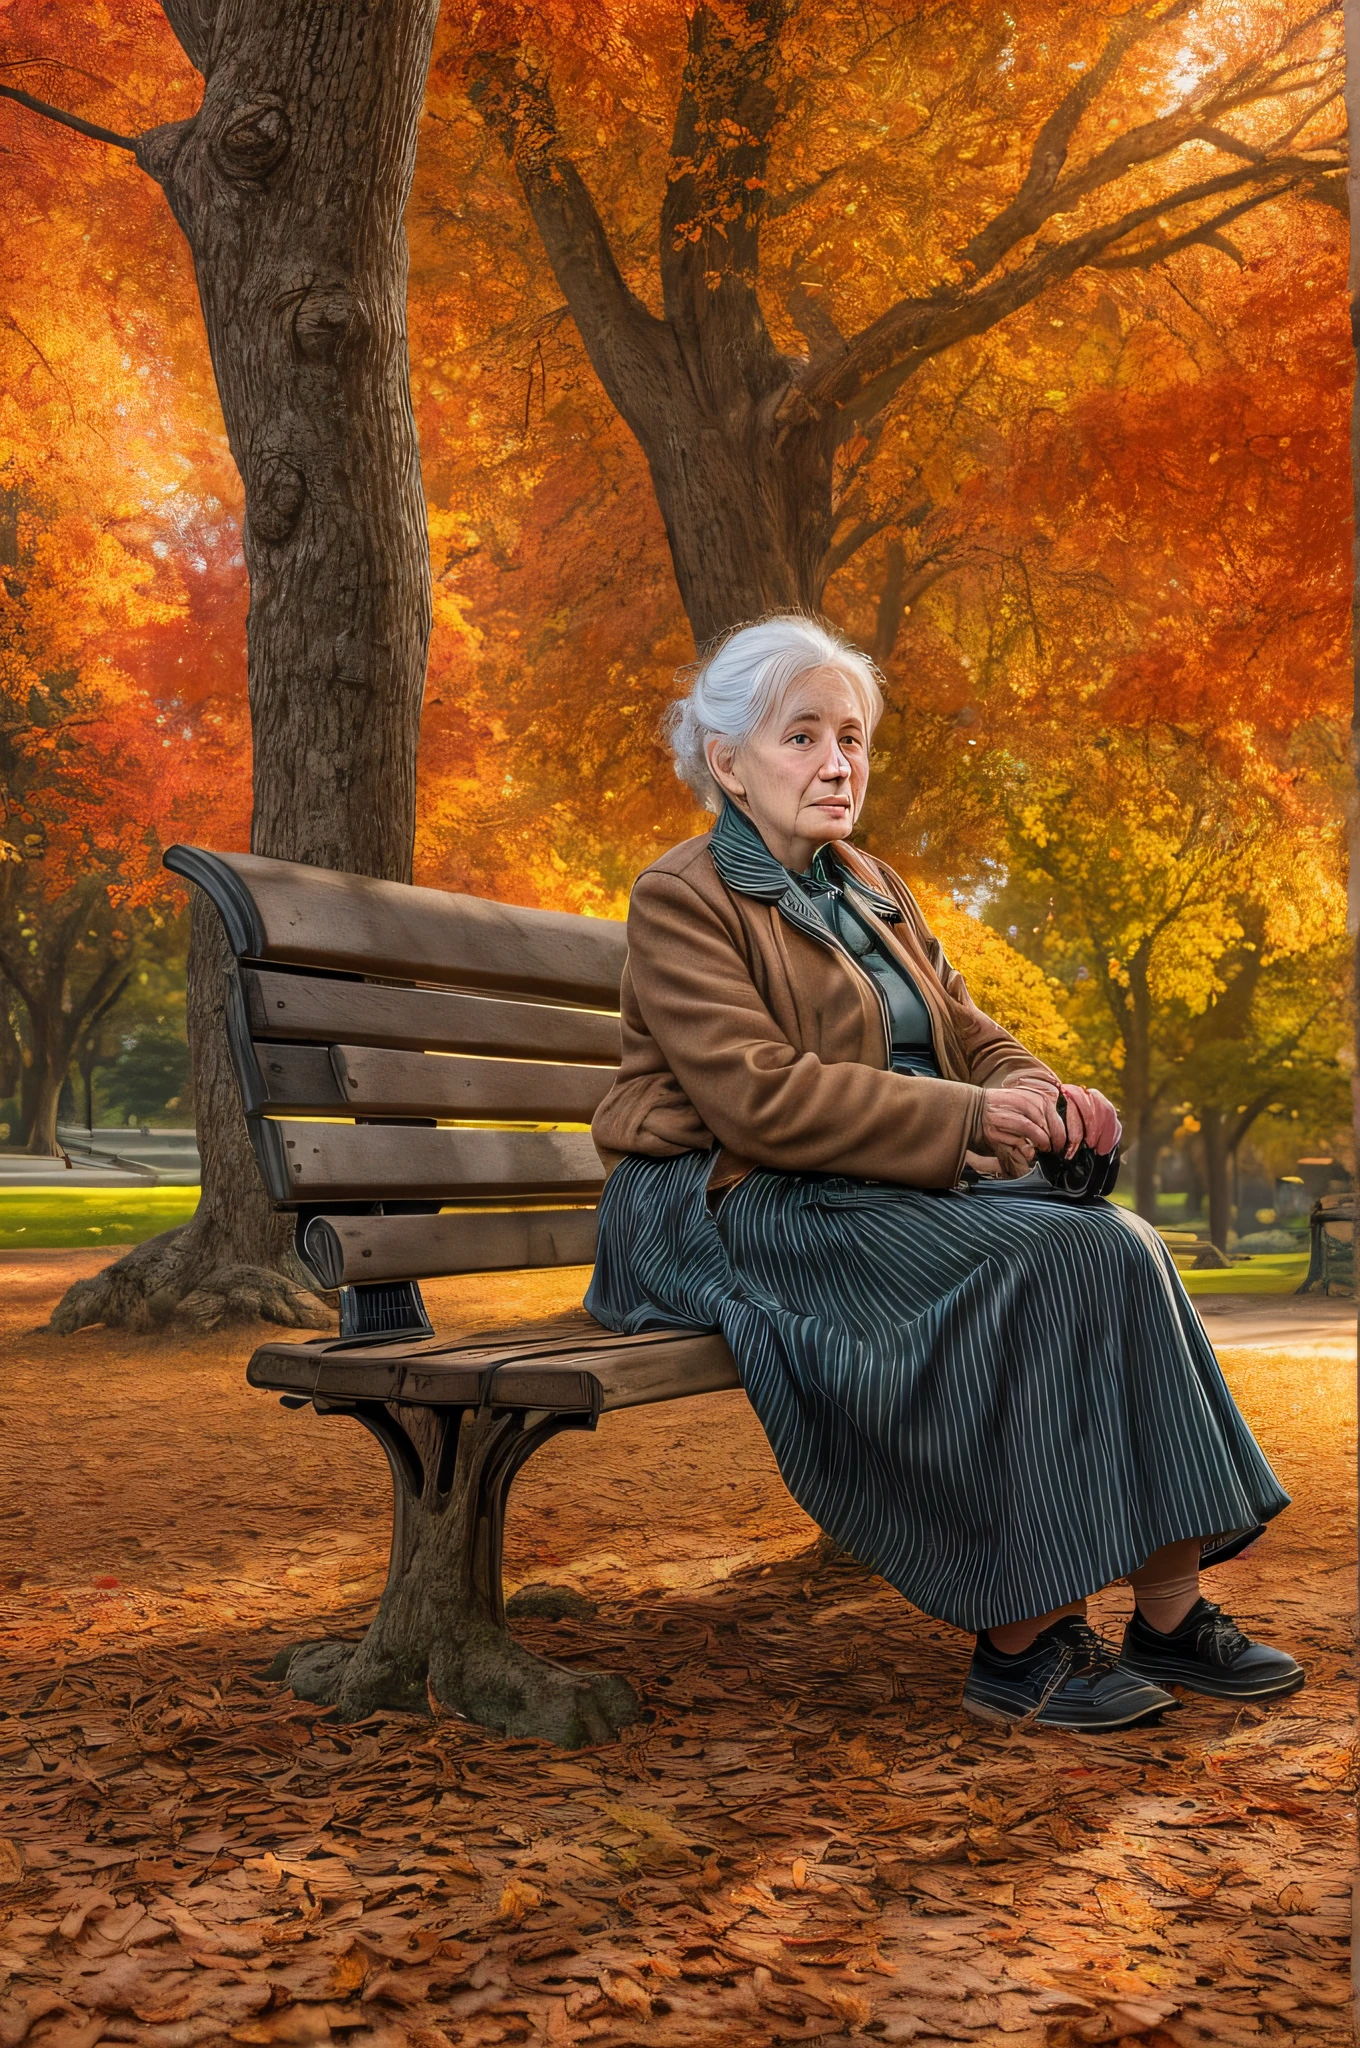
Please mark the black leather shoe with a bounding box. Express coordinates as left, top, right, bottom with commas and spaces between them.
963, 1616, 1177, 1731
1119, 1598, 1304, 1701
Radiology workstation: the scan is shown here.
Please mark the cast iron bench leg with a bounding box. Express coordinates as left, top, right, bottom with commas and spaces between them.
279, 1398, 639, 1747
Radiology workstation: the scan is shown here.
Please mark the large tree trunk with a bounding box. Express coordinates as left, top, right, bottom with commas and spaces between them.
51, 0, 439, 1335
637, 385, 835, 642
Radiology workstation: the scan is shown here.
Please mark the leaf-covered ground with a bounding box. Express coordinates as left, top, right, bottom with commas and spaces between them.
1, 1252, 1354, 2048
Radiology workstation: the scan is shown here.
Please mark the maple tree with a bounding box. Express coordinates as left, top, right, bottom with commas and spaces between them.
0, 285, 248, 1155
2, 0, 442, 1329
443, 0, 1342, 643
409, 106, 1347, 1233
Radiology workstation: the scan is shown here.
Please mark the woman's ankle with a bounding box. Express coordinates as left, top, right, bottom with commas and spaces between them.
1129, 1537, 1203, 1636
1134, 1589, 1201, 1635
985, 1600, 1087, 1657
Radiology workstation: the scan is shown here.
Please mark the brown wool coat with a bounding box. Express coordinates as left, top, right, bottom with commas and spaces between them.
591, 830, 1060, 1192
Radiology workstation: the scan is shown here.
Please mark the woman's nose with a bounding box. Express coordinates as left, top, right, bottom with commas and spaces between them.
819, 741, 851, 779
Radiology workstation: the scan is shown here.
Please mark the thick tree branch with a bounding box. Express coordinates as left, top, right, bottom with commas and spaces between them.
805, 155, 1334, 428
469, 53, 668, 432
785, 281, 845, 356
660, 0, 788, 397
956, 0, 1198, 283
159, 0, 217, 75
0, 83, 137, 152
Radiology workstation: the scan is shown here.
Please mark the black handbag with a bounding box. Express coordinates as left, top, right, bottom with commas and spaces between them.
963, 1091, 1121, 1204
1035, 1091, 1122, 1201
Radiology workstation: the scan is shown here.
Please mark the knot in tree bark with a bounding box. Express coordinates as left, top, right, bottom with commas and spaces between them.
134, 120, 193, 189
249, 454, 307, 544
292, 285, 370, 366
212, 97, 291, 182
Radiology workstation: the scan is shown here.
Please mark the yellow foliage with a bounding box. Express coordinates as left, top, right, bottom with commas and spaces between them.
913, 883, 1076, 1074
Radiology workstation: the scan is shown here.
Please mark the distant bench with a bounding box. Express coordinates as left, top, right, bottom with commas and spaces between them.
166, 846, 739, 1749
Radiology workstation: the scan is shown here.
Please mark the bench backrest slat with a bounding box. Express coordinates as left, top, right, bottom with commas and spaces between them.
252, 1119, 606, 1204
303, 1208, 600, 1286
248, 1043, 611, 1123
167, 846, 626, 1277
167, 848, 626, 1005
242, 968, 622, 1064
328, 1046, 610, 1124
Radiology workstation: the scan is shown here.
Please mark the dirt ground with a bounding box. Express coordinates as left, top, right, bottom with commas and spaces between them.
0, 1252, 1354, 2048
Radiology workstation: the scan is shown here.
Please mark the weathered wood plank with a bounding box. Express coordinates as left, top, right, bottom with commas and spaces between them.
247, 1326, 742, 1411
250, 1042, 347, 1114
252, 1119, 605, 1204
326, 1045, 612, 1123
167, 846, 626, 1004
242, 968, 622, 1064
302, 1207, 599, 1286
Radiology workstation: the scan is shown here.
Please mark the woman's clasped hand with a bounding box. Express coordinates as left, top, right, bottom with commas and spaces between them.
967, 1080, 1122, 1180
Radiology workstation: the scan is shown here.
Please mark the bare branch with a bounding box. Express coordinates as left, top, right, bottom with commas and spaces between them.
805, 154, 1335, 427
1189, 123, 1265, 162
823, 497, 932, 579
0, 82, 137, 152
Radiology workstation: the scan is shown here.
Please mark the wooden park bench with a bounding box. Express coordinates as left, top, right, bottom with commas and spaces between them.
164, 846, 740, 1749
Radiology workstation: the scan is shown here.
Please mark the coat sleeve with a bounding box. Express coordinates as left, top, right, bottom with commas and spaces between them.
623, 868, 986, 1189
926, 938, 1061, 1092
866, 859, 1061, 1094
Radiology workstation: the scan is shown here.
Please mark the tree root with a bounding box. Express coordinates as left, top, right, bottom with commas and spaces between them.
48, 1223, 334, 1335
282, 1626, 639, 1747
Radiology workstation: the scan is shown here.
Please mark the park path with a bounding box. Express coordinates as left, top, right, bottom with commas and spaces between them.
0, 1253, 1354, 2048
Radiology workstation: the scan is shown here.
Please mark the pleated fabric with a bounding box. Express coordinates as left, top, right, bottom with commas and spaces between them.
584, 1148, 1290, 1632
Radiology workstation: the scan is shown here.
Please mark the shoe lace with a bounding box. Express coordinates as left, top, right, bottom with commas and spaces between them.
1194, 1602, 1249, 1665
1022, 1619, 1117, 1724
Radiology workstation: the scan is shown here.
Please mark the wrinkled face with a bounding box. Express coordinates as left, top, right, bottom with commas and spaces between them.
706, 666, 871, 872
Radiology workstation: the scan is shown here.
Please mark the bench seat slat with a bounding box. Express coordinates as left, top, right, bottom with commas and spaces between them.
167, 847, 626, 1005
304, 1209, 599, 1286
247, 1328, 740, 1412
242, 968, 622, 1065
253, 1119, 605, 1204
326, 1046, 612, 1124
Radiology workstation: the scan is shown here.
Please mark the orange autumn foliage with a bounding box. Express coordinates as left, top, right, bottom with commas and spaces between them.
0, 0, 1348, 1110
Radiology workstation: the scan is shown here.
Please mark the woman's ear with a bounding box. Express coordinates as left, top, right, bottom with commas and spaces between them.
706, 735, 746, 801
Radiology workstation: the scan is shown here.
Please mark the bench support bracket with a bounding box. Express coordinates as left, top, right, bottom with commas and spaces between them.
280, 1398, 639, 1747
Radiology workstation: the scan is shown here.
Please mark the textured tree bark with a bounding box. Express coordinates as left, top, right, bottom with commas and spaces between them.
280, 1401, 639, 1746
51, 0, 439, 1333
1200, 1108, 1233, 1256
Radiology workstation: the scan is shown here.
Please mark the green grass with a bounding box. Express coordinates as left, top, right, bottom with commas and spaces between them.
1177, 1251, 1311, 1296
0, 1187, 200, 1249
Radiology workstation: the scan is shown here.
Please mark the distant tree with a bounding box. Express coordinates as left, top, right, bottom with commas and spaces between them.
0, 474, 208, 1155
1179, 933, 1351, 1247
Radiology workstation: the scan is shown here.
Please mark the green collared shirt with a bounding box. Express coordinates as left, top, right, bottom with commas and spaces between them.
709, 802, 940, 1079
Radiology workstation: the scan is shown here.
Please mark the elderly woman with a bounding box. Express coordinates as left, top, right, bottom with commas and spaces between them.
585, 614, 1300, 1731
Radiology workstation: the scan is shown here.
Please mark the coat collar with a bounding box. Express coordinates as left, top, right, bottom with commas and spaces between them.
709, 800, 903, 932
